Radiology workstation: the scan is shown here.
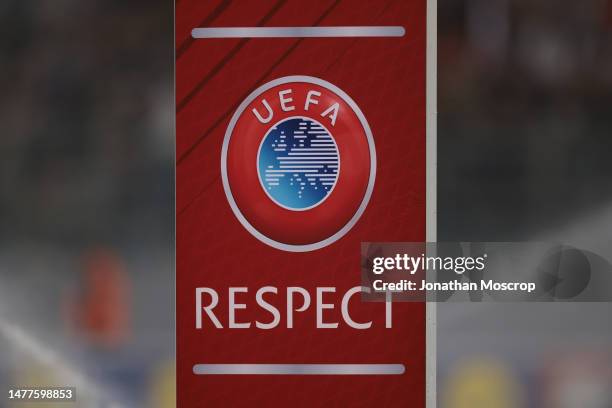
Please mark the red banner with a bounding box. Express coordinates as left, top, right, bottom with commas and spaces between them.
177, 1, 430, 406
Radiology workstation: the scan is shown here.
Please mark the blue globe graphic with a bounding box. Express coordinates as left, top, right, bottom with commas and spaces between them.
258, 117, 340, 210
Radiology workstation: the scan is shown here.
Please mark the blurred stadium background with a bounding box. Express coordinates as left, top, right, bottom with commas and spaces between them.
438, 1, 612, 407
0, 0, 610, 407
0, 0, 173, 407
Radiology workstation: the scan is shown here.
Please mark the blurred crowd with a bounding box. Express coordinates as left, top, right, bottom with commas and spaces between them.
0, 0, 173, 407
0, 0, 172, 245
438, 2, 612, 407
439, 0, 612, 241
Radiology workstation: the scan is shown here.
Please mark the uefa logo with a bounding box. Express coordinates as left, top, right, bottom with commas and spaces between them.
258, 116, 339, 211
221, 76, 376, 252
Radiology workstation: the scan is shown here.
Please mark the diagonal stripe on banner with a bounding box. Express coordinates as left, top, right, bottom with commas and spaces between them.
177, 0, 342, 217
323, 0, 399, 72
177, 0, 341, 164
176, 0, 287, 112
176, 0, 232, 60
177, 177, 219, 217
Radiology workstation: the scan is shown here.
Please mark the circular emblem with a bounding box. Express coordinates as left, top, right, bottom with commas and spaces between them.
257, 117, 340, 211
221, 76, 376, 252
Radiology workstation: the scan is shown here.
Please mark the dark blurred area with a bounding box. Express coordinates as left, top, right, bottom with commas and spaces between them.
438, 1, 612, 407
0, 0, 172, 244
439, 0, 612, 241
0, 0, 173, 407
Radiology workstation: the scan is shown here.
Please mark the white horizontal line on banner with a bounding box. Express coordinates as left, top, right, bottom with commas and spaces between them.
192, 364, 406, 375
192, 26, 406, 39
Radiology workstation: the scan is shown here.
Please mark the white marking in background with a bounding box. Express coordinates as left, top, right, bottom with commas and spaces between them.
0, 319, 127, 407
